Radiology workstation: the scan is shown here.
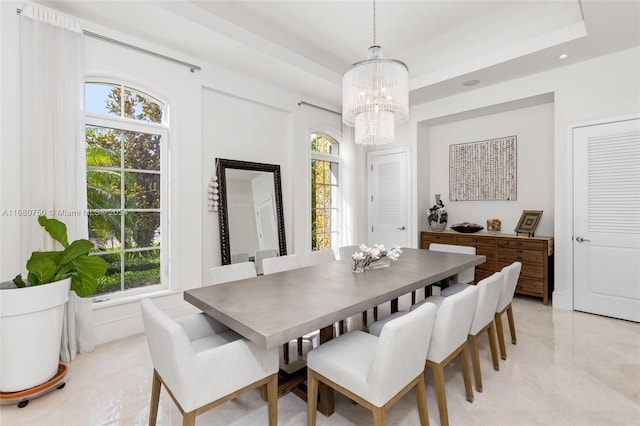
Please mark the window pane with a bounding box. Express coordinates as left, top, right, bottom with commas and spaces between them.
87, 170, 121, 210
86, 126, 121, 167
124, 250, 161, 290
94, 253, 122, 295
124, 172, 160, 209
124, 131, 161, 171
88, 214, 122, 250
128, 88, 163, 123
85, 83, 121, 117
125, 212, 160, 249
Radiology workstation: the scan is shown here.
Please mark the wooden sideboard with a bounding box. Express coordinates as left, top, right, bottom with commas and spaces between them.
420, 230, 554, 305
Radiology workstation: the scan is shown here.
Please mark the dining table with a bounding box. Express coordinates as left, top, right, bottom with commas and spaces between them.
184, 247, 485, 416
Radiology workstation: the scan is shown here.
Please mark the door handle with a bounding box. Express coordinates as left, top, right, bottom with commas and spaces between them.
575, 236, 591, 243
397, 226, 406, 230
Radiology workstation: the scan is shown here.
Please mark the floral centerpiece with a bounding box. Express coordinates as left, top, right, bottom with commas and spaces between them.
428, 194, 448, 232
352, 244, 403, 272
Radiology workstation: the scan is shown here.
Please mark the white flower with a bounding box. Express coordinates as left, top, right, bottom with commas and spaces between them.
352, 252, 365, 261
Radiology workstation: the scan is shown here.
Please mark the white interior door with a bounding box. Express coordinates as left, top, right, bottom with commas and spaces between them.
368, 150, 410, 248
573, 118, 640, 322
255, 197, 278, 251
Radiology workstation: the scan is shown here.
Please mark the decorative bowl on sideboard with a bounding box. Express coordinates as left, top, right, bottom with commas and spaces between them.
450, 223, 484, 233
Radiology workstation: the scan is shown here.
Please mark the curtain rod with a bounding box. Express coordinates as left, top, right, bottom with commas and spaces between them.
16, 8, 201, 73
298, 101, 341, 116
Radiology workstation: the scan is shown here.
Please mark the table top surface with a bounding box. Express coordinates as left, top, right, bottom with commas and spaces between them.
184, 248, 485, 349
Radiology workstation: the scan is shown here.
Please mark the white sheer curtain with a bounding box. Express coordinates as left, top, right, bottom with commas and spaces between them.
19, 5, 92, 362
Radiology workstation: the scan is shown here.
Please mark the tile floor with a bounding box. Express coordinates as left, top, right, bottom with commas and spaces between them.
1, 296, 639, 425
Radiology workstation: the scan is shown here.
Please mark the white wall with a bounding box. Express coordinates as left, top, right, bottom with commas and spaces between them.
425, 102, 555, 236
405, 47, 640, 310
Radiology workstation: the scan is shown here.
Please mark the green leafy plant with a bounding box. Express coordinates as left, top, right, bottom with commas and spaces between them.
12, 216, 107, 297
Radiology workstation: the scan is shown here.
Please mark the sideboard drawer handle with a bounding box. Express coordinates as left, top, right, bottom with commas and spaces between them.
517, 250, 523, 253
517, 257, 523, 260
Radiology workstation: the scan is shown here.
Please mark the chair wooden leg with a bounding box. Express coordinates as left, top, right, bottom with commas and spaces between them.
506, 304, 517, 344
149, 369, 161, 426
372, 405, 387, 426
415, 374, 430, 426
411, 290, 416, 305
283, 342, 290, 364
487, 323, 500, 371
182, 411, 196, 426
362, 311, 368, 329
494, 313, 507, 360
298, 337, 304, 356
468, 335, 482, 393
339, 320, 345, 335
307, 370, 319, 426
431, 363, 449, 426
267, 373, 278, 426
459, 345, 474, 403
373, 306, 379, 321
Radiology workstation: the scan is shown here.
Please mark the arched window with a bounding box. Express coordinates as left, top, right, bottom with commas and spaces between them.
311, 133, 341, 251
85, 82, 167, 298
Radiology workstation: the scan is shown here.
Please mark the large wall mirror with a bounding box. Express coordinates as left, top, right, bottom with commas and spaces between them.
216, 158, 287, 265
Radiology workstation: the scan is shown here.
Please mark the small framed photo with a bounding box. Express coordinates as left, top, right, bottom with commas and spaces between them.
515, 210, 543, 236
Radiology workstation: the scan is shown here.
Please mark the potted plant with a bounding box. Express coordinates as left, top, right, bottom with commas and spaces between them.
0, 216, 106, 393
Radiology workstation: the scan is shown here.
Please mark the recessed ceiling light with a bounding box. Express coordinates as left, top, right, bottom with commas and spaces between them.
463, 79, 480, 87
558, 53, 569, 60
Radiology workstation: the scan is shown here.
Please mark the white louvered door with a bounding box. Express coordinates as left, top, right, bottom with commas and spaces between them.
368, 150, 410, 248
573, 118, 640, 322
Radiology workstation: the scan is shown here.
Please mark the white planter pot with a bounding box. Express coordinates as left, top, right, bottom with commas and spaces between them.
0, 278, 70, 393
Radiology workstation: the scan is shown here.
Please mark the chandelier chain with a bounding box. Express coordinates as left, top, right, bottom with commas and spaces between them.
372, 0, 377, 46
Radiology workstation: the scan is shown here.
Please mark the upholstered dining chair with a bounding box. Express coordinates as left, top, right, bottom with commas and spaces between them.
495, 261, 522, 360
254, 248, 278, 275
424, 243, 477, 300
368, 285, 478, 426
338, 245, 360, 261
140, 298, 279, 426
302, 249, 336, 267
262, 253, 300, 275
422, 285, 478, 426
442, 272, 505, 392
262, 254, 305, 363
307, 302, 438, 426
209, 261, 257, 285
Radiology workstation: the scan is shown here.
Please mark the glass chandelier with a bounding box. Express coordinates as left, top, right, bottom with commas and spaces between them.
342, 0, 409, 145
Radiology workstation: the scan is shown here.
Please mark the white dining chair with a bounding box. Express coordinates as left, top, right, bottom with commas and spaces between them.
254, 249, 278, 275
140, 298, 279, 426
370, 284, 478, 426
230, 252, 249, 264
209, 261, 257, 285
302, 249, 336, 267
262, 254, 305, 363
262, 254, 300, 275
307, 302, 438, 426
495, 261, 522, 360
442, 272, 504, 392
338, 245, 360, 261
